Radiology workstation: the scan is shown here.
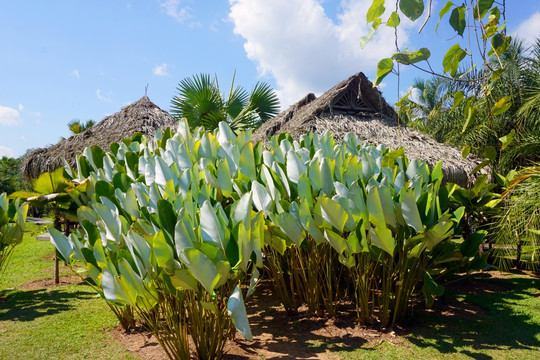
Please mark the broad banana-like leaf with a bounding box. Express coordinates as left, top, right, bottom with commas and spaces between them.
217, 159, 233, 196
424, 214, 454, 250
94, 202, 122, 243
153, 231, 175, 271
369, 226, 395, 257
286, 149, 306, 184
200, 200, 226, 250
378, 185, 397, 229
401, 189, 423, 232
324, 228, 348, 254
101, 268, 121, 303
170, 268, 199, 291
320, 158, 334, 196
155, 156, 175, 187
298, 198, 325, 243
308, 158, 322, 191
275, 212, 305, 246
217, 121, 236, 145
48, 227, 73, 262
297, 174, 313, 209
239, 142, 256, 181
251, 181, 272, 214
227, 285, 253, 340
174, 210, 197, 254
179, 247, 221, 294
367, 187, 386, 229
317, 196, 348, 233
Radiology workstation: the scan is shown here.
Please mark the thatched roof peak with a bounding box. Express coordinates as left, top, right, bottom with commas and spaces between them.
253, 72, 483, 187
22, 95, 177, 179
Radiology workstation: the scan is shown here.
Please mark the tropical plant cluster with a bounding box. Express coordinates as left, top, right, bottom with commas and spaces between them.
0, 193, 28, 277
45, 121, 486, 359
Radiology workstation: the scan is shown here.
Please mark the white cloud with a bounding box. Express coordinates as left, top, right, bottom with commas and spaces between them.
159, 0, 191, 23
71, 69, 80, 79
96, 89, 113, 103
512, 12, 540, 46
152, 63, 169, 76
0, 145, 15, 158
18, 104, 24, 111
229, 0, 412, 107
0, 105, 22, 126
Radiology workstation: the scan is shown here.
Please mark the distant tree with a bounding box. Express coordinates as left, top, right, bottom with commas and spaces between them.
0, 157, 27, 194
67, 119, 96, 135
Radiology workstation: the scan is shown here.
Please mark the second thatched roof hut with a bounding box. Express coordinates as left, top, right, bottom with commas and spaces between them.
253, 72, 482, 187
22, 96, 177, 179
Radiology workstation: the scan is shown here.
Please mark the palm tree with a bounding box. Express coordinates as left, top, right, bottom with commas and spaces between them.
67, 119, 96, 135
170, 73, 280, 132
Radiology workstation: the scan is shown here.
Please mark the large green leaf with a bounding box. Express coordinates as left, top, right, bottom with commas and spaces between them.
387, 11, 400, 27
200, 200, 226, 250
33, 167, 67, 194
460, 230, 486, 257
392, 48, 431, 65
399, 0, 424, 21
179, 247, 221, 294
275, 212, 305, 246
153, 231, 175, 270
317, 196, 348, 233
366, 0, 385, 22
449, 5, 466, 36
227, 285, 253, 340
369, 226, 395, 257
367, 187, 386, 228
401, 189, 423, 232
48, 227, 73, 262
286, 150, 306, 184
374, 58, 393, 86
443, 43, 467, 77
473, 0, 494, 19
324, 228, 348, 254
174, 209, 197, 254
436, 1, 454, 32
251, 181, 272, 214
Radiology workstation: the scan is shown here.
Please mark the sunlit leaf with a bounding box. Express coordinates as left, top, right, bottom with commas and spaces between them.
392, 48, 431, 65
449, 5, 466, 36
374, 58, 393, 86
399, 0, 424, 21
227, 285, 253, 340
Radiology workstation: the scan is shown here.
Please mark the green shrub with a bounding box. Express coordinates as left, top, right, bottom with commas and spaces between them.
0, 193, 28, 279
49, 120, 487, 359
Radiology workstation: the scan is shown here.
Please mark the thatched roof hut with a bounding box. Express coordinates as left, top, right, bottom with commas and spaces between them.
253, 72, 482, 186
22, 96, 177, 179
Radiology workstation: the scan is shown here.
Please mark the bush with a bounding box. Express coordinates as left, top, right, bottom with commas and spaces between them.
49, 121, 486, 359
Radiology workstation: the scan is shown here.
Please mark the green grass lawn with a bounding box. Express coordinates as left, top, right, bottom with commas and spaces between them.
0, 222, 137, 360
1, 222, 539, 359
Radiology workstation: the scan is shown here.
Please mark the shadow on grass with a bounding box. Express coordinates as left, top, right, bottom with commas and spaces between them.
0, 287, 94, 322
402, 275, 540, 359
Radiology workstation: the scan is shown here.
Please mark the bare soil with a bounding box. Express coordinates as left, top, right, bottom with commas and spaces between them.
18, 275, 84, 290
19, 268, 537, 359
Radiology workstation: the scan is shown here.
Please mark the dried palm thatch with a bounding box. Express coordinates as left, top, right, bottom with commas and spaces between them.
253, 72, 483, 187
22, 96, 177, 179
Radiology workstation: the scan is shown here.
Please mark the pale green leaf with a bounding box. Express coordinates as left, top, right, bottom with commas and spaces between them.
227, 285, 253, 340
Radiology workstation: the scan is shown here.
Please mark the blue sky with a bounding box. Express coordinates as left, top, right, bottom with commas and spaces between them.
1, 0, 539, 158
